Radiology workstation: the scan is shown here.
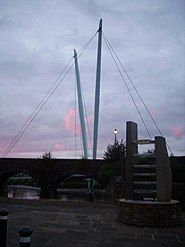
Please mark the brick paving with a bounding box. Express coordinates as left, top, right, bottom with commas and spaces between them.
0, 199, 184, 247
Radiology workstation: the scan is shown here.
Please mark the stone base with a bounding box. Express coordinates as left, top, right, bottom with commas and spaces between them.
117, 199, 181, 227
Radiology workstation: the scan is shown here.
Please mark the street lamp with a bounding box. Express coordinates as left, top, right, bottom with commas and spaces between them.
114, 129, 118, 143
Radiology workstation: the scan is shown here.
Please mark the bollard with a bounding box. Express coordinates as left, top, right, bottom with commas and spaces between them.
18, 226, 33, 247
0, 208, 10, 247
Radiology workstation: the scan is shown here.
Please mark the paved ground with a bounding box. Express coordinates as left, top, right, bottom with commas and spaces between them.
0, 199, 185, 247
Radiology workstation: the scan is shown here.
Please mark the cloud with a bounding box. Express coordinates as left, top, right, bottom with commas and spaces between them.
64, 108, 81, 134
87, 115, 93, 124
54, 143, 65, 150
171, 126, 185, 139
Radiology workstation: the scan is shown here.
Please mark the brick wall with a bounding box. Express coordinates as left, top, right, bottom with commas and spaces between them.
118, 199, 181, 227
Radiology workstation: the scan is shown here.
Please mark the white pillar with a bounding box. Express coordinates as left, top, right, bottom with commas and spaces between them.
74, 49, 88, 159
93, 19, 103, 160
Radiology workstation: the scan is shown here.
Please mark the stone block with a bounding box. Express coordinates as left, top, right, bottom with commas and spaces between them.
117, 199, 181, 227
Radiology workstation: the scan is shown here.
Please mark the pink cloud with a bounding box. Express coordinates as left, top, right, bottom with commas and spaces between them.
171, 126, 185, 139
54, 143, 65, 150
87, 115, 93, 124
150, 108, 160, 118
87, 140, 93, 150
64, 109, 81, 134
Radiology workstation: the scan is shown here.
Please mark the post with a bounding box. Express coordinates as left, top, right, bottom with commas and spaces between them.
93, 19, 103, 159
73, 49, 88, 159
0, 208, 10, 247
125, 121, 138, 199
155, 136, 172, 202
121, 142, 126, 184
18, 226, 33, 247
87, 178, 95, 201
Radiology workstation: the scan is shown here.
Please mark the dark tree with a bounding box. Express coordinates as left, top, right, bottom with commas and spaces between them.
103, 139, 126, 161
42, 151, 53, 159
39, 151, 58, 199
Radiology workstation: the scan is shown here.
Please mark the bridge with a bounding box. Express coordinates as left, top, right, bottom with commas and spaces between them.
1, 19, 172, 161
0, 20, 173, 204
0, 158, 106, 199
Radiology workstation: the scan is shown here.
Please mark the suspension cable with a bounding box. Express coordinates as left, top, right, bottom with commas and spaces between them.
2, 31, 98, 158
2, 58, 73, 158
103, 32, 173, 155
2, 63, 74, 158
103, 33, 152, 139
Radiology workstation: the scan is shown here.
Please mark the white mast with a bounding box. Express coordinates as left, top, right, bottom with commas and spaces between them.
73, 49, 88, 159
93, 19, 103, 160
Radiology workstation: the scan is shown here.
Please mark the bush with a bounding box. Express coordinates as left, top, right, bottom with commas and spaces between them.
97, 161, 122, 187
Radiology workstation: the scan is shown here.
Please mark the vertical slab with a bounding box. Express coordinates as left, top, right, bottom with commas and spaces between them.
125, 121, 138, 199
155, 136, 172, 202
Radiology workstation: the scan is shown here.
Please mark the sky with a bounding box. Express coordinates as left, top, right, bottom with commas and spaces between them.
0, 0, 185, 159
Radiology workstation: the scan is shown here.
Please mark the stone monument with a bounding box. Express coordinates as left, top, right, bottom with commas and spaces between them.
118, 121, 181, 227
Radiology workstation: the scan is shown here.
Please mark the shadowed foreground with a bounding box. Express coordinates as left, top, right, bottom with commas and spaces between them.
0, 199, 185, 247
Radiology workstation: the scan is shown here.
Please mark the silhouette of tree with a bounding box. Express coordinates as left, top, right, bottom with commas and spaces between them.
39, 151, 57, 199
103, 139, 126, 161
41, 151, 53, 160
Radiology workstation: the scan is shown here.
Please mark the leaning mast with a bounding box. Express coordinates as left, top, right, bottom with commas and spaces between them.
74, 49, 88, 159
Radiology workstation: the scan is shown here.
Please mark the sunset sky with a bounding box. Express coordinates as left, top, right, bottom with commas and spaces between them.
0, 0, 185, 158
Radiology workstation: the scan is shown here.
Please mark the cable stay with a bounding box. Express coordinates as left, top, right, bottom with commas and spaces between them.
102, 32, 173, 155
103, 33, 152, 140
2, 31, 98, 158
2, 58, 73, 158
2, 64, 74, 158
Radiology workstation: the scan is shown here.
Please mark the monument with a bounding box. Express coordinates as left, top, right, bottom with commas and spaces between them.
117, 121, 181, 227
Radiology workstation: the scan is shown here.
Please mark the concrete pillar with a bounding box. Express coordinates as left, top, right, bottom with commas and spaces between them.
155, 136, 172, 202
125, 121, 138, 200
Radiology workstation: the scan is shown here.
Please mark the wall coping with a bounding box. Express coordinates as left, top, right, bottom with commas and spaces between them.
118, 198, 180, 205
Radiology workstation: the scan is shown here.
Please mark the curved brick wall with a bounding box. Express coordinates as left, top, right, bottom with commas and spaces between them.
117, 199, 181, 227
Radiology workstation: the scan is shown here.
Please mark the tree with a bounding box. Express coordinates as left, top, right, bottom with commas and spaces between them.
97, 140, 126, 187
39, 151, 57, 199
41, 151, 53, 160
103, 139, 126, 161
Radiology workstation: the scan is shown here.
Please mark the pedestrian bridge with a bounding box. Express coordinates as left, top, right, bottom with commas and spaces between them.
0, 158, 106, 199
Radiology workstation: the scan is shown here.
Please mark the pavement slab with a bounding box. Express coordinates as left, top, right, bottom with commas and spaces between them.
0, 199, 184, 247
